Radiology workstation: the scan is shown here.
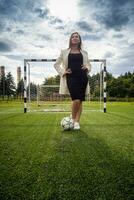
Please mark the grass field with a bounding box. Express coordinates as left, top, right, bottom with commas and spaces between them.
0, 101, 134, 200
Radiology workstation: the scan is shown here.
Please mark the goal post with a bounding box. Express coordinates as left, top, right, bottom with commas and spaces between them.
24, 58, 106, 113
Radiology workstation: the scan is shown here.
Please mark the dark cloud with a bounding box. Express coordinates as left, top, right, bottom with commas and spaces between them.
82, 34, 101, 41
0, 17, 13, 32
49, 16, 63, 25
119, 44, 134, 59
34, 7, 49, 19
113, 34, 124, 38
4, 54, 25, 61
96, 9, 129, 30
0, 0, 19, 17
0, 0, 63, 37
0, 40, 16, 52
0, 0, 51, 45
79, 0, 134, 30
34, 45, 44, 48
0, 0, 31, 21
6, 27, 12, 32
79, 0, 134, 11
38, 34, 52, 41
76, 21, 92, 32
130, 43, 134, 48
55, 26, 64, 30
15, 29, 24, 35
104, 51, 115, 58
0, 0, 48, 23
0, 20, 5, 31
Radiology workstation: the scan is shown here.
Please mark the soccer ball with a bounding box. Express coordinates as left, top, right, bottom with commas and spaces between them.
61, 116, 74, 131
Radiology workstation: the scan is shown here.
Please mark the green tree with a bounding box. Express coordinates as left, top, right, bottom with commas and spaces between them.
27, 82, 37, 101
5, 72, 16, 99
0, 74, 6, 100
43, 75, 60, 85
16, 79, 24, 99
42, 75, 60, 99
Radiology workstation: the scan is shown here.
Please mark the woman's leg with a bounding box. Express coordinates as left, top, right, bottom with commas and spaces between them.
75, 101, 82, 122
72, 100, 82, 122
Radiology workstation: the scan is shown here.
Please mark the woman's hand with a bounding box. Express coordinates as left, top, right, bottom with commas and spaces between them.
81, 65, 88, 71
63, 68, 72, 76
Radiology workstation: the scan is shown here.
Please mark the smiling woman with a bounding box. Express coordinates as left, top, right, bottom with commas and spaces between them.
48, 0, 78, 20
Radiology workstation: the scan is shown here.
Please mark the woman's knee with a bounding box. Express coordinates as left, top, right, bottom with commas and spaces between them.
74, 99, 81, 104
73, 100, 82, 108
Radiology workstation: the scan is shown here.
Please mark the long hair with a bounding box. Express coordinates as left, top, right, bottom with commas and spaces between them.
68, 32, 82, 50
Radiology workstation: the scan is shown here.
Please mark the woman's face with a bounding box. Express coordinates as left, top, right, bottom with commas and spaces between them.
71, 33, 80, 45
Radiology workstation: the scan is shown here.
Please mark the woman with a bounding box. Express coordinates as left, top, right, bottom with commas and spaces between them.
54, 32, 91, 130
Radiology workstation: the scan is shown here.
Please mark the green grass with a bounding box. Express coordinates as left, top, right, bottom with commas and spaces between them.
0, 102, 134, 200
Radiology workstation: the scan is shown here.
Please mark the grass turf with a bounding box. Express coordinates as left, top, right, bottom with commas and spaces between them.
0, 102, 134, 200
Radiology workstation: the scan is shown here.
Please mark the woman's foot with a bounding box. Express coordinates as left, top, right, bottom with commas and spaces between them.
74, 122, 80, 130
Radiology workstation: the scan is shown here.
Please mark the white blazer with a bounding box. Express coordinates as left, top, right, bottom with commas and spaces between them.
54, 48, 91, 94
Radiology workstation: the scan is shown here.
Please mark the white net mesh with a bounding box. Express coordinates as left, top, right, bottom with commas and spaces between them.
26, 61, 104, 112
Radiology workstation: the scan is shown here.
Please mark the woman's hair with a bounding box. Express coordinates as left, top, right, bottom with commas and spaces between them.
68, 32, 82, 50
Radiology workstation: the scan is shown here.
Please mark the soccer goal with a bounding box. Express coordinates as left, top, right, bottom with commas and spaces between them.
24, 59, 106, 113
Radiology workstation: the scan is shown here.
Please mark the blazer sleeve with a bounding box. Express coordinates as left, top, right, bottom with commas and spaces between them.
54, 50, 65, 76
85, 51, 91, 73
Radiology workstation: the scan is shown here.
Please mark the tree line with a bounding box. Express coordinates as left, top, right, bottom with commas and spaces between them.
88, 71, 134, 99
0, 72, 24, 100
0, 69, 134, 100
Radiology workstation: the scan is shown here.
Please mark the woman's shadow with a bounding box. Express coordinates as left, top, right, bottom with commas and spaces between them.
42, 129, 133, 200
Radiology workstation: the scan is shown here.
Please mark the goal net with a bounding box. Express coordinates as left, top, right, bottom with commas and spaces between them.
24, 59, 106, 113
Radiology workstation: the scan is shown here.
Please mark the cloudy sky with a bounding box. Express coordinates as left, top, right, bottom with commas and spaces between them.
0, 0, 134, 84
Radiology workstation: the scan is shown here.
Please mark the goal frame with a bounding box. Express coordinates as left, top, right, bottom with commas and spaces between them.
24, 58, 106, 113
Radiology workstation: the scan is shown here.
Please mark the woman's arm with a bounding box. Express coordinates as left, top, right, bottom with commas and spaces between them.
54, 50, 65, 76
81, 51, 91, 73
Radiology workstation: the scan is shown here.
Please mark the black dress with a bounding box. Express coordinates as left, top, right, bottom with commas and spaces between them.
66, 53, 88, 101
